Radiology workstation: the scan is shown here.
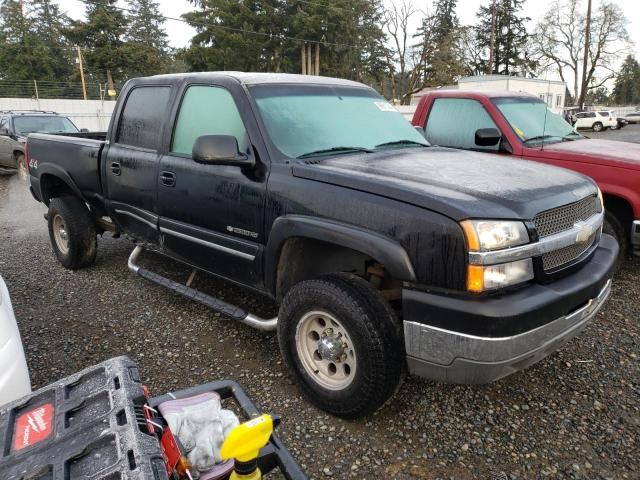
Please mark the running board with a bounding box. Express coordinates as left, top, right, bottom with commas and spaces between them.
127, 245, 277, 331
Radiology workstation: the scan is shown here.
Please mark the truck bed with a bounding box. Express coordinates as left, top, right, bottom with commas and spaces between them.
27, 132, 106, 198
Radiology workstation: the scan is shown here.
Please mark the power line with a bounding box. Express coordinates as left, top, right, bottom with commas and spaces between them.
75, 0, 361, 49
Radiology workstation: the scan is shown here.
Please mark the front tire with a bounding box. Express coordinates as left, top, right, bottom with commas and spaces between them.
48, 196, 97, 269
603, 211, 627, 272
278, 273, 403, 418
592, 122, 603, 132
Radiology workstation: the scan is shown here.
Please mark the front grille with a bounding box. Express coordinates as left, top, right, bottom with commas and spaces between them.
534, 195, 601, 238
534, 195, 601, 272
542, 232, 598, 271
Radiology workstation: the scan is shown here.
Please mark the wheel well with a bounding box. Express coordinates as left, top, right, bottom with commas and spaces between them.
275, 237, 400, 302
40, 174, 75, 205
603, 193, 633, 233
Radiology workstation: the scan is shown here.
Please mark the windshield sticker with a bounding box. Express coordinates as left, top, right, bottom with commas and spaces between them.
374, 101, 397, 112
513, 125, 525, 138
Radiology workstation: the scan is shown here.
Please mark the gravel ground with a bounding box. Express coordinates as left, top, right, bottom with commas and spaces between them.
0, 172, 638, 480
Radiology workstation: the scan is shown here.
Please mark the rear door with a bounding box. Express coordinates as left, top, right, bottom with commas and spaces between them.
156, 82, 267, 288
104, 85, 173, 242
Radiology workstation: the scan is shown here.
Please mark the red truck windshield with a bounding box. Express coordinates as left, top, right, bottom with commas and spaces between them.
251, 85, 428, 159
492, 97, 582, 145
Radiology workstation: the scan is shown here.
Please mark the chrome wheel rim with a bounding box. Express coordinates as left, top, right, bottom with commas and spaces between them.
295, 310, 357, 390
52, 214, 69, 254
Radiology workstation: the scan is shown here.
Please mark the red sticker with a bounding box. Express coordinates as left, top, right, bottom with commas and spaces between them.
13, 403, 54, 451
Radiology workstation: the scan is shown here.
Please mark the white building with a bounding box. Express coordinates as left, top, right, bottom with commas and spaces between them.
457, 75, 567, 114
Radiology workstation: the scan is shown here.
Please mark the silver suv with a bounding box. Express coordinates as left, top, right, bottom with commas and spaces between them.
0, 111, 80, 179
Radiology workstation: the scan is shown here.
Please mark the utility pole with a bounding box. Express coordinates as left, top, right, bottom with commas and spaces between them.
76, 46, 87, 101
488, 0, 496, 74
301, 44, 307, 75
307, 43, 312, 75
314, 43, 320, 76
578, 0, 592, 110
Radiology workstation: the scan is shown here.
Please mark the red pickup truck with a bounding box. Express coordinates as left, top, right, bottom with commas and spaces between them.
412, 90, 640, 265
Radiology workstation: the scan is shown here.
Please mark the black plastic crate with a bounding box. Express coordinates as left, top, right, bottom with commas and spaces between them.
0, 356, 168, 480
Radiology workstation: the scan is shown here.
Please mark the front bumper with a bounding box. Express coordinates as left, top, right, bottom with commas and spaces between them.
403, 234, 618, 384
632, 220, 640, 256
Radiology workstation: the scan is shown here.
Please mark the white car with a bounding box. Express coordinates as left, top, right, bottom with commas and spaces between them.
0, 275, 31, 406
573, 111, 617, 131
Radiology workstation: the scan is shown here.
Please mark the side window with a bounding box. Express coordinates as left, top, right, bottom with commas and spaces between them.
424, 98, 499, 151
0, 117, 8, 130
587, 112, 596, 118
171, 85, 249, 156
116, 86, 171, 150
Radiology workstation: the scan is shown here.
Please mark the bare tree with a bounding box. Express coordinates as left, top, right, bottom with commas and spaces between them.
532, 0, 630, 105
384, 1, 435, 105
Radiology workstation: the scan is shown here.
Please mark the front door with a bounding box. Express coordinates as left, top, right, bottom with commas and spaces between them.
0, 117, 14, 168
104, 85, 173, 242
157, 84, 267, 288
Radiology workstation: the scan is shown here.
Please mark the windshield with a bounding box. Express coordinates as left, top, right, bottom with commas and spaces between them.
250, 85, 428, 159
492, 97, 582, 145
13, 116, 78, 135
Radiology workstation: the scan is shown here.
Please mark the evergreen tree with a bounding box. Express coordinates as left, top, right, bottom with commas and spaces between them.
125, 0, 171, 76
181, 0, 387, 80
612, 55, 640, 105
64, 0, 131, 88
0, 0, 58, 95
414, 0, 466, 86
476, 0, 534, 76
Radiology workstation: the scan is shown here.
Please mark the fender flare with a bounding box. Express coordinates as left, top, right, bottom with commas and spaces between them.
35, 163, 86, 206
264, 214, 416, 297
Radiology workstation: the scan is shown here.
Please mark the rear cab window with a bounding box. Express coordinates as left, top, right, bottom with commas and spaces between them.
116, 86, 172, 150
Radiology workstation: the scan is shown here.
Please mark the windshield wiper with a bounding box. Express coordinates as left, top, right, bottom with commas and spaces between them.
375, 139, 429, 149
297, 146, 374, 159
522, 135, 560, 144
562, 132, 583, 141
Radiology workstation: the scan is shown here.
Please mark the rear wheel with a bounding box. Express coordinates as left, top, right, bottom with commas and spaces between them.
603, 211, 627, 272
592, 122, 604, 132
278, 273, 403, 418
47, 196, 97, 269
16, 154, 28, 182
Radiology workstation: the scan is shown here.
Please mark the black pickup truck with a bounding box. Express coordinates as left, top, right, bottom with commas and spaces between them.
26, 72, 618, 418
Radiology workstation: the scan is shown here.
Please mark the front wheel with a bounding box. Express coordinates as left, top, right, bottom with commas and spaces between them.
48, 196, 97, 269
592, 122, 604, 132
278, 273, 404, 418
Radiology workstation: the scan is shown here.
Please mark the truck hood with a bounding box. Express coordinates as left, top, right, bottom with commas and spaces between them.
292, 147, 597, 221
535, 138, 640, 170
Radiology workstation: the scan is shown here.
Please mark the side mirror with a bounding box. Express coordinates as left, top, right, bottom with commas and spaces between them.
0, 128, 9, 136
80, 128, 89, 133
475, 128, 501, 147
192, 135, 254, 167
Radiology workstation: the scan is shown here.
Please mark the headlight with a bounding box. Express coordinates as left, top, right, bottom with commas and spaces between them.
467, 259, 534, 292
460, 220, 529, 251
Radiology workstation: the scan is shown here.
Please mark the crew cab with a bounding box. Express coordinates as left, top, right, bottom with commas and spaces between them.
0, 110, 82, 180
412, 90, 640, 262
26, 73, 617, 418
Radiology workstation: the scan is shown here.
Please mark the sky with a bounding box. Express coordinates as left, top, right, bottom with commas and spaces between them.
58, 0, 640, 87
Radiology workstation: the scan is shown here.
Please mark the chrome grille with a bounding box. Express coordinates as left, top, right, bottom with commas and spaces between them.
534, 195, 601, 238
535, 195, 601, 272
542, 232, 598, 271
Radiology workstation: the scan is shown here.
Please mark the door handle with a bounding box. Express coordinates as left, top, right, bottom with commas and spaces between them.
111, 162, 121, 176
160, 171, 176, 187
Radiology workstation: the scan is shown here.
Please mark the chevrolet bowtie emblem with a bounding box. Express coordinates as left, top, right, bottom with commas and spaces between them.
575, 222, 594, 244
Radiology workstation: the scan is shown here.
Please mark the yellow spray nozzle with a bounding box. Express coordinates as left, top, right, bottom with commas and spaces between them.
220, 414, 274, 463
